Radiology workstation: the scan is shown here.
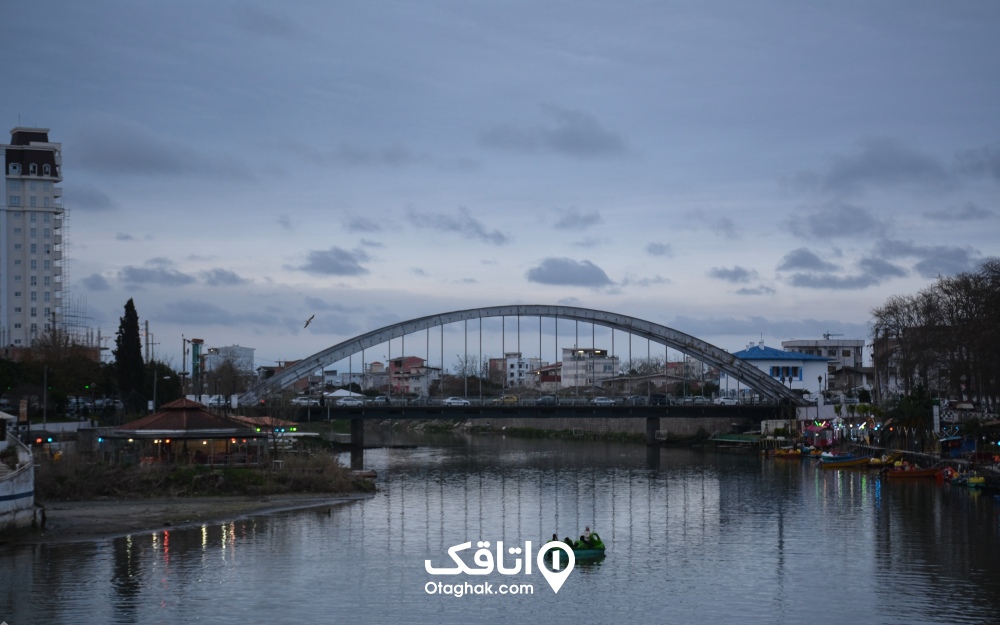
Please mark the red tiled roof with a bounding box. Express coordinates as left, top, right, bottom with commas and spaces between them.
229, 414, 298, 429
115, 398, 255, 436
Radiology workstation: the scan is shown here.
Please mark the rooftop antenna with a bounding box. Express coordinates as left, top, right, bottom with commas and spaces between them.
823, 332, 844, 340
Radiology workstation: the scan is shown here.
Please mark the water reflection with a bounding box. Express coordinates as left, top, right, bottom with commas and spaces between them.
2, 437, 1000, 625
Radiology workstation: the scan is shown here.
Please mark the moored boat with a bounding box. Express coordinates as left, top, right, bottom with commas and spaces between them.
549, 532, 607, 561
820, 456, 876, 469
883, 467, 944, 479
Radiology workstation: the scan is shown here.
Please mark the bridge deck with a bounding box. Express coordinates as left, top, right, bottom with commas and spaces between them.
303, 404, 784, 421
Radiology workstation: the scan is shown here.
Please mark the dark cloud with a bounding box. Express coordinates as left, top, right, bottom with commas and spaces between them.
735, 285, 776, 296
158, 299, 283, 327
645, 242, 672, 257
69, 119, 251, 179
405, 207, 511, 245
66, 183, 116, 211
874, 238, 980, 278
708, 266, 758, 283
345, 216, 383, 232
231, 4, 298, 38
777, 248, 839, 272
955, 144, 1000, 181
295, 246, 370, 276
857, 257, 907, 279
115, 233, 135, 241
201, 268, 250, 286
80, 273, 110, 291
786, 273, 879, 290
788, 202, 886, 239
553, 208, 602, 231
793, 137, 952, 196
411, 267, 427, 276
715, 217, 740, 240
480, 105, 627, 159
923, 202, 995, 221
525, 257, 613, 287
119, 265, 197, 286
276, 214, 292, 230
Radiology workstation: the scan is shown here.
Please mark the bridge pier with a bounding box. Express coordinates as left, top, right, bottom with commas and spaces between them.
350, 418, 365, 470
645, 417, 660, 446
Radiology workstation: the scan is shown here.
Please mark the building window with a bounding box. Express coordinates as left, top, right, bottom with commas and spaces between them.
7, 180, 22, 190
29, 196, 36, 206
13, 227, 22, 234
29, 163, 38, 175
43, 197, 50, 207
30, 244, 37, 253
14, 307, 21, 313
13, 291, 20, 297
8, 163, 20, 175
43, 260, 50, 270
30, 260, 37, 269
842, 350, 851, 357
43, 228, 50, 238
29, 181, 37, 191
42, 244, 48, 254
44, 213, 50, 222
30, 276, 37, 286
12, 210, 21, 217
30, 212, 37, 222
14, 275, 21, 282
30, 228, 37, 237
14, 260, 22, 267
43, 164, 51, 176
13, 244, 22, 251
30, 292, 37, 302
30, 308, 37, 317
44, 292, 50, 301
9, 196, 20, 206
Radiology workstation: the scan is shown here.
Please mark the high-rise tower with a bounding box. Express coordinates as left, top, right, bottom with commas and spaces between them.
1, 127, 64, 348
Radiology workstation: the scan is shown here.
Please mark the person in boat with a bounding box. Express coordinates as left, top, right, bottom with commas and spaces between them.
564, 536, 576, 548
579, 526, 593, 547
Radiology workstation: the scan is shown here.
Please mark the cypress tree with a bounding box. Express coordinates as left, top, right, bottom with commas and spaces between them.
113, 298, 145, 414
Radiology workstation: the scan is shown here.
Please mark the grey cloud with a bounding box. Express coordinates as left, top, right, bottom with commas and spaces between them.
145, 257, 174, 267
201, 268, 250, 286
553, 208, 603, 231
330, 144, 425, 168
67, 183, 116, 211
345, 216, 383, 233
571, 237, 609, 248
406, 207, 511, 245
788, 202, 886, 239
80, 273, 111, 291
276, 214, 292, 230
231, 4, 298, 38
708, 266, 758, 283
116, 233, 135, 241
777, 248, 839, 272
119, 265, 197, 286
875, 239, 980, 278
303, 297, 366, 314
158, 299, 282, 327
359, 239, 384, 248
924, 202, 995, 221
716, 218, 740, 240
786, 273, 879, 290
295, 246, 370, 276
735, 285, 776, 296
411, 267, 427, 276
620, 275, 669, 288
645, 243, 673, 257
857, 257, 907, 279
480, 105, 627, 159
525, 257, 613, 287
794, 137, 952, 196
70, 120, 251, 179
955, 144, 1000, 181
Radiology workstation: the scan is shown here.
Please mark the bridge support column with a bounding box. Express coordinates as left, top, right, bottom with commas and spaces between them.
645, 417, 660, 446
350, 418, 365, 470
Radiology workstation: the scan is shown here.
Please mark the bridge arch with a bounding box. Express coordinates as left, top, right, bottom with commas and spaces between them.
238, 305, 805, 406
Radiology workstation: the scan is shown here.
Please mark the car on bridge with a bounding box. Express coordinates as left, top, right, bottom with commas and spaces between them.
336, 397, 365, 406
368, 396, 390, 405
714, 397, 739, 406
442, 397, 470, 406
535, 395, 558, 406
624, 395, 647, 405
491, 395, 519, 405
649, 394, 671, 406
290, 396, 320, 406
590, 396, 614, 406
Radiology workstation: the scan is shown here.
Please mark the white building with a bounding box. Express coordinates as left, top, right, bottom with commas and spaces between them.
561, 347, 619, 389
490, 352, 546, 388
730, 341, 830, 396
1, 128, 65, 347
782, 337, 868, 393
203, 345, 256, 375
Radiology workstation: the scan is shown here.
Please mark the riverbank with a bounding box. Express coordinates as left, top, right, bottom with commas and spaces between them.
2, 493, 373, 546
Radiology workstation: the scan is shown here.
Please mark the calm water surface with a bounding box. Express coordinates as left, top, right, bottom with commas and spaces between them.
2, 433, 1000, 625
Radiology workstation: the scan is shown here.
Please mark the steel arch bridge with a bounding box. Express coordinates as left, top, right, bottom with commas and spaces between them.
237, 305, 806, 406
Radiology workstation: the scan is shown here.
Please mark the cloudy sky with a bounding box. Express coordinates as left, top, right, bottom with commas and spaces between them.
3, 1, 999, 372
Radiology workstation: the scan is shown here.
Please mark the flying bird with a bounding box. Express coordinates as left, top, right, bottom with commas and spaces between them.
304, 314, 315, 328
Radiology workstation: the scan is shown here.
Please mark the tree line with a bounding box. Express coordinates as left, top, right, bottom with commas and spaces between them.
871, 258, 1000, 411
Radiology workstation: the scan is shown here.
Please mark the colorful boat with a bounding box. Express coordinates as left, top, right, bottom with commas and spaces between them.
820, 456, 876, 469
550, 533, 607, 561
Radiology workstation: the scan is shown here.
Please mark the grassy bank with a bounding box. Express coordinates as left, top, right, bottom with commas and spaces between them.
35, 453, 375, 502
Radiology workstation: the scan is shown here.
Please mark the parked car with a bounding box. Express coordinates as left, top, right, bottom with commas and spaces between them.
410, 395, 432, 406
442, 397, 470, 406
535, 395, 558, 406
336, 396, 365, 406
714, 397, 739, 406
208, 396, 230, 408
291, 396, 320, 406
692, 396, 708, 405
491, 395, 519, 405
590, 396, 614, 406
368, 395, 390, 405
624, 395, 647, 405
649, 394, 670, 406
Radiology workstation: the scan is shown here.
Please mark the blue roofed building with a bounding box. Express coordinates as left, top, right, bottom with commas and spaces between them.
730, 340, 830, 396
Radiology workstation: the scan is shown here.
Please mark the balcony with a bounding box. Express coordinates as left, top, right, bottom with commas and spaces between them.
53, 235, 62, 245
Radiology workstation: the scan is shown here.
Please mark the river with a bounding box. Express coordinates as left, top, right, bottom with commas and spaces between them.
2, 433, 1000, 625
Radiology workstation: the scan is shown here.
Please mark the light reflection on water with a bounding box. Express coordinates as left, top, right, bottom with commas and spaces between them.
3, 436, 1000, 625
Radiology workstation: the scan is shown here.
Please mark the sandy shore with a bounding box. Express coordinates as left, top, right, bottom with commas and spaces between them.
3, 493, 373, 546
